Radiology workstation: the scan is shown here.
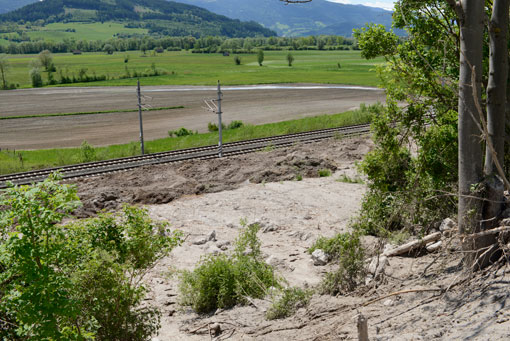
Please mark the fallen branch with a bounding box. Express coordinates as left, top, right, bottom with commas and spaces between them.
361, 288, 443, 307
461, 225, 510, 239
383, 232, 442, 257
254, 323, 307, 336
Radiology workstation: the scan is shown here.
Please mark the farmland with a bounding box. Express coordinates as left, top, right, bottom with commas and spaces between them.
0, 103, 377, 174
1, 50, 383, 88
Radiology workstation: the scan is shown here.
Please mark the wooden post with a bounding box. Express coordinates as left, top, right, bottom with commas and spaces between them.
357, 313, 369, 341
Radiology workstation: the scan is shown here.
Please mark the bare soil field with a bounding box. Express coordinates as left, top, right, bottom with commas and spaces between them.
71, 136, 510, 341
0, 84, 385, 149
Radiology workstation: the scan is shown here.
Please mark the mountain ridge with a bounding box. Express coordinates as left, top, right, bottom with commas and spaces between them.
0, 0, 276, 38
173, 0, 394, 36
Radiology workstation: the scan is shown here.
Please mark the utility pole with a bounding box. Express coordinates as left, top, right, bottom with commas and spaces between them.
203, 80, 224, 157
137, 79, 145, 155
217, 80, 223, 157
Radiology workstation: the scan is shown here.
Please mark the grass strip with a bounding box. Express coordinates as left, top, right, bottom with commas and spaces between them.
0, 103, 380, 175
0, 106, 185, 120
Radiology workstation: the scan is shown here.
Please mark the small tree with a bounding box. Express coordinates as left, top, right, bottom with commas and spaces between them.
38, 50, 55, 72
141, 44, 148, 55
0, 56, 9, 89
286, 52, 294, 66
29, 67, 43, 87
234, 55, 242, 65
257, 49, 264, 66
103, 43, 114, 55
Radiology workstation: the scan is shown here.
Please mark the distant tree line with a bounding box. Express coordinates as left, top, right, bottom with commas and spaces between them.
0, 35, 357, 55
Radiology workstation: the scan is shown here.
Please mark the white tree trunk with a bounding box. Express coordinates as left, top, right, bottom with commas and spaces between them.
457, 0, 485, 265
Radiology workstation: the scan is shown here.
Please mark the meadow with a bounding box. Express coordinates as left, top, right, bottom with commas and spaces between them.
0, 104, 377, 174
26, 22, 149, 41
1, 49, 383, 88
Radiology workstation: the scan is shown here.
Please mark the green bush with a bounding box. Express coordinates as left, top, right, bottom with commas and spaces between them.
234, 55, 242, 65
313, 233, 365, 295
227, 120, 244, 130
354, 109, 458, 237
29, 67, 43, 87
179, 223, 279, 313
318, 169, 332, 177
207, 122, 226, 132
208, 121, 243, 132
169, 127, 196, 137
309, 233, 352, 259
0, 175, 182, 340
80, 140, 96, 163
266, 287, 312, 320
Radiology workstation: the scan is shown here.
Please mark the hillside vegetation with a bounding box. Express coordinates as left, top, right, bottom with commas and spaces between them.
0, 0, 275, 38
176, 0, 394, 36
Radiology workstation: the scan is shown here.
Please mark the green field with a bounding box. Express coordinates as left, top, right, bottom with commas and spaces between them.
0, 104, 377, 175
1, 50, 383, 88
26, 22, 149, 42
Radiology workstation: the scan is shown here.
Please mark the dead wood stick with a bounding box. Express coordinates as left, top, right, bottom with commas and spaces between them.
361, 288, 443, 307
461, 225, 510, 239
188, 323, 210, 334
356, 313, 369, 341
383, 232, 441, 257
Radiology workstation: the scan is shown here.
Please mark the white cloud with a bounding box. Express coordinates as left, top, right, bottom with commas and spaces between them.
326, 0, 395, 11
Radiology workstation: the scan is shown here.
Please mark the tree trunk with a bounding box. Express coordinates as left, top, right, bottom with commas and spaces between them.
457, 0, 485, 266
485, 0, 509, 174
479, 0, 510, 268
0, 65, 6, 90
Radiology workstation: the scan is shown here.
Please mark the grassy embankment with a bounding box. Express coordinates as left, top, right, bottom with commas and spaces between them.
0, 104, 376, 175
1, 50, 383, 88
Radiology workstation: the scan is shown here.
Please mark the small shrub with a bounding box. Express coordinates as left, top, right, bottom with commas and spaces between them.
0, 176, 182, 340
266, 287, 312, 320
318, 233, 365, 295
295, 174, 303, 181
227, 120, 244, 129
234, 55, 242, 65
318, 169, 332, 177
208, 122, 226, 132
169, 127, 196, 137
336, 174, 364, 184
389, 229, 411, 245
179, 223, 279, 313
309, 233, 351, 259
80, 140, 96, 163
261, 144, 275, 152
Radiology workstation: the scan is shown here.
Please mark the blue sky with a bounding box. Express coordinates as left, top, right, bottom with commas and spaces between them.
327, 0, 395, 11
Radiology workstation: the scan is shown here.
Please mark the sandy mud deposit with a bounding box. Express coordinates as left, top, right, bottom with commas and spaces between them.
73, 136, 510, 340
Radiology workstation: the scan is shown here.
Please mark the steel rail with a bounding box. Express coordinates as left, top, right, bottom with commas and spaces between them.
0, 123, 370, 188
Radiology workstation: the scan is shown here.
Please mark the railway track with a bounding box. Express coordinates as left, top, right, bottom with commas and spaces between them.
0, 123, 370, 188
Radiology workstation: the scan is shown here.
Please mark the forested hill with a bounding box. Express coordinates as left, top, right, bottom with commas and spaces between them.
0, 0, 35, 14
175, 0, 393, 37
0, 0, 276, 37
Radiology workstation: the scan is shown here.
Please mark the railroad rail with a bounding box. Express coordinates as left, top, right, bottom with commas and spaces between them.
0, 123, 370, 188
